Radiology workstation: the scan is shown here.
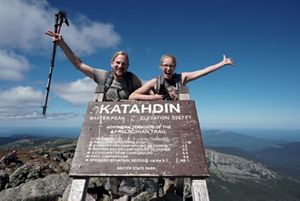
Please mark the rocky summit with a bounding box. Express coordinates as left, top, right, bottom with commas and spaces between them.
206, 149, 279, 181
0, 135, 300, 201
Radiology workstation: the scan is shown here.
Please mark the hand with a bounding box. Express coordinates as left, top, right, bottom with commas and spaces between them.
169, 91, 179, 100
153, 94, 164, 100
222, 54, 234, 66
45, 30, 63, 43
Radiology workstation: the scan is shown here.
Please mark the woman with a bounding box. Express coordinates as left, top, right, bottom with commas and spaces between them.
129, 54, 234, 101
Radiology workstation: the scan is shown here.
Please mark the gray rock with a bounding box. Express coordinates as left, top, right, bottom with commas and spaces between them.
46, 145, 75, 163
60, 183, 95, 201
6, 164, 42, 189
0, 173, 71, 201
115, 195, 129, 201
88, 177, 107, 189
25, 166, 41, 182
6, 165, 30, 188
119, 178, 137, 196
62, 152, 74, 160
0, 170, 9, 191
48, 150, 64, 162
136, 178, 157, 193
131, 191, 155, 201
59, 161, 71, 173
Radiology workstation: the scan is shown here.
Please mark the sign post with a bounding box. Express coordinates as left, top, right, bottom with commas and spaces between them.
70, 101, 208, 178
68, 86, 210, 201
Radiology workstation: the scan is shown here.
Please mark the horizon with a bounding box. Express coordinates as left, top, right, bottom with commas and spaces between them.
1, 126, 299, 142
0, 0, 300, 130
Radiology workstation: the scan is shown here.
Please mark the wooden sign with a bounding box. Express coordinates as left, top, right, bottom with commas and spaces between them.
69, 100, 208, 178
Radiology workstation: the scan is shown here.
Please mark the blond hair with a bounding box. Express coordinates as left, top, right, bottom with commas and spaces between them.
111, 51, 129, 65
160, 54, 177, 67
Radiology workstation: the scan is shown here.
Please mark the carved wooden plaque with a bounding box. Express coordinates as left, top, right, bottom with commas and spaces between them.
69, 100, 208, 177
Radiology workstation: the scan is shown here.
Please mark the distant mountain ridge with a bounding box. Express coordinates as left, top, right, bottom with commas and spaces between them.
0, 134, 43, 146
203, 129, 300, 178
255, 141, 300, 177
206, 149, 278, 181
202, 129, 286, 152
206, 146, 258, 161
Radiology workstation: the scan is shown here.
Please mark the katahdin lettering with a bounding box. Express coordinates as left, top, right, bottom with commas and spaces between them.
93, 103, 180, 114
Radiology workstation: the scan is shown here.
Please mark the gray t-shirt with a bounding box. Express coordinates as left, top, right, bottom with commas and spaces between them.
93, 69, 142, 101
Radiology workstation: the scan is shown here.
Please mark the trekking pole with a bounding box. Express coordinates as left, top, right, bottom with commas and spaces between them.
42, 11, 69, 116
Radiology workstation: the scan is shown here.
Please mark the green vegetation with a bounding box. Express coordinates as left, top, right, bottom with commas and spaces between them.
207, 174, 300, 201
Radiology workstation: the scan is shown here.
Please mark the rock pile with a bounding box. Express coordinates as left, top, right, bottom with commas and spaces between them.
0, 140, 76, 201
0, 139, 186, 201
1, 138, 283, 201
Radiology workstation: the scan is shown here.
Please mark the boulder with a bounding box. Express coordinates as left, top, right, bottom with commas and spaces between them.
60, 183, 95, 201
0, 173, 71, 201
5, 164, 42, 189
0, 170, 9, 191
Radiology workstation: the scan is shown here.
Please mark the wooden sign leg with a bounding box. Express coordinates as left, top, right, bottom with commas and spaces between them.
68, 178, 89, 201
191, 179, 210, 201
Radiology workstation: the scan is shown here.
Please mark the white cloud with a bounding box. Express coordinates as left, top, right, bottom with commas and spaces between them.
0, 86, 43, 119
0, 0, 120, 121
0, 110, 81, 121
53, 77, 96, 105
0, 111, 42, 120
64, 15, 121, 55
0, 86, 43, 108
0, 50, 30, 80
0, 0, 51, 52
0, 0, 121, 54
0, 86, 84, 121
45, 112, 82, 120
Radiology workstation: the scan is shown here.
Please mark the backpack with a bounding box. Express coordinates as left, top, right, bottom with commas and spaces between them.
156, 73, 182, 100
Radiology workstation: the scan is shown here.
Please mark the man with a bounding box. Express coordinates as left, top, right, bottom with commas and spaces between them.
45, 31, 142, 199
45, 30, 142, 101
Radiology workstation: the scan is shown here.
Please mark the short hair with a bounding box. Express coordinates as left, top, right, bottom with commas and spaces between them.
111, 51, 129, 65
160, 54, 177, 67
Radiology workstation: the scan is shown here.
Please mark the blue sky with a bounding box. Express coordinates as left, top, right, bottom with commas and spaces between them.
0, 0, 299, 130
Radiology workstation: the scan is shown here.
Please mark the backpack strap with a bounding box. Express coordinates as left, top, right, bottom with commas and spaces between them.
156, 76, 173, 100
174, 73, 182, 90
104, 71, 134, 93
124, 71, 134, 94
104, 71, 114, 92
156, 76, 165, 95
